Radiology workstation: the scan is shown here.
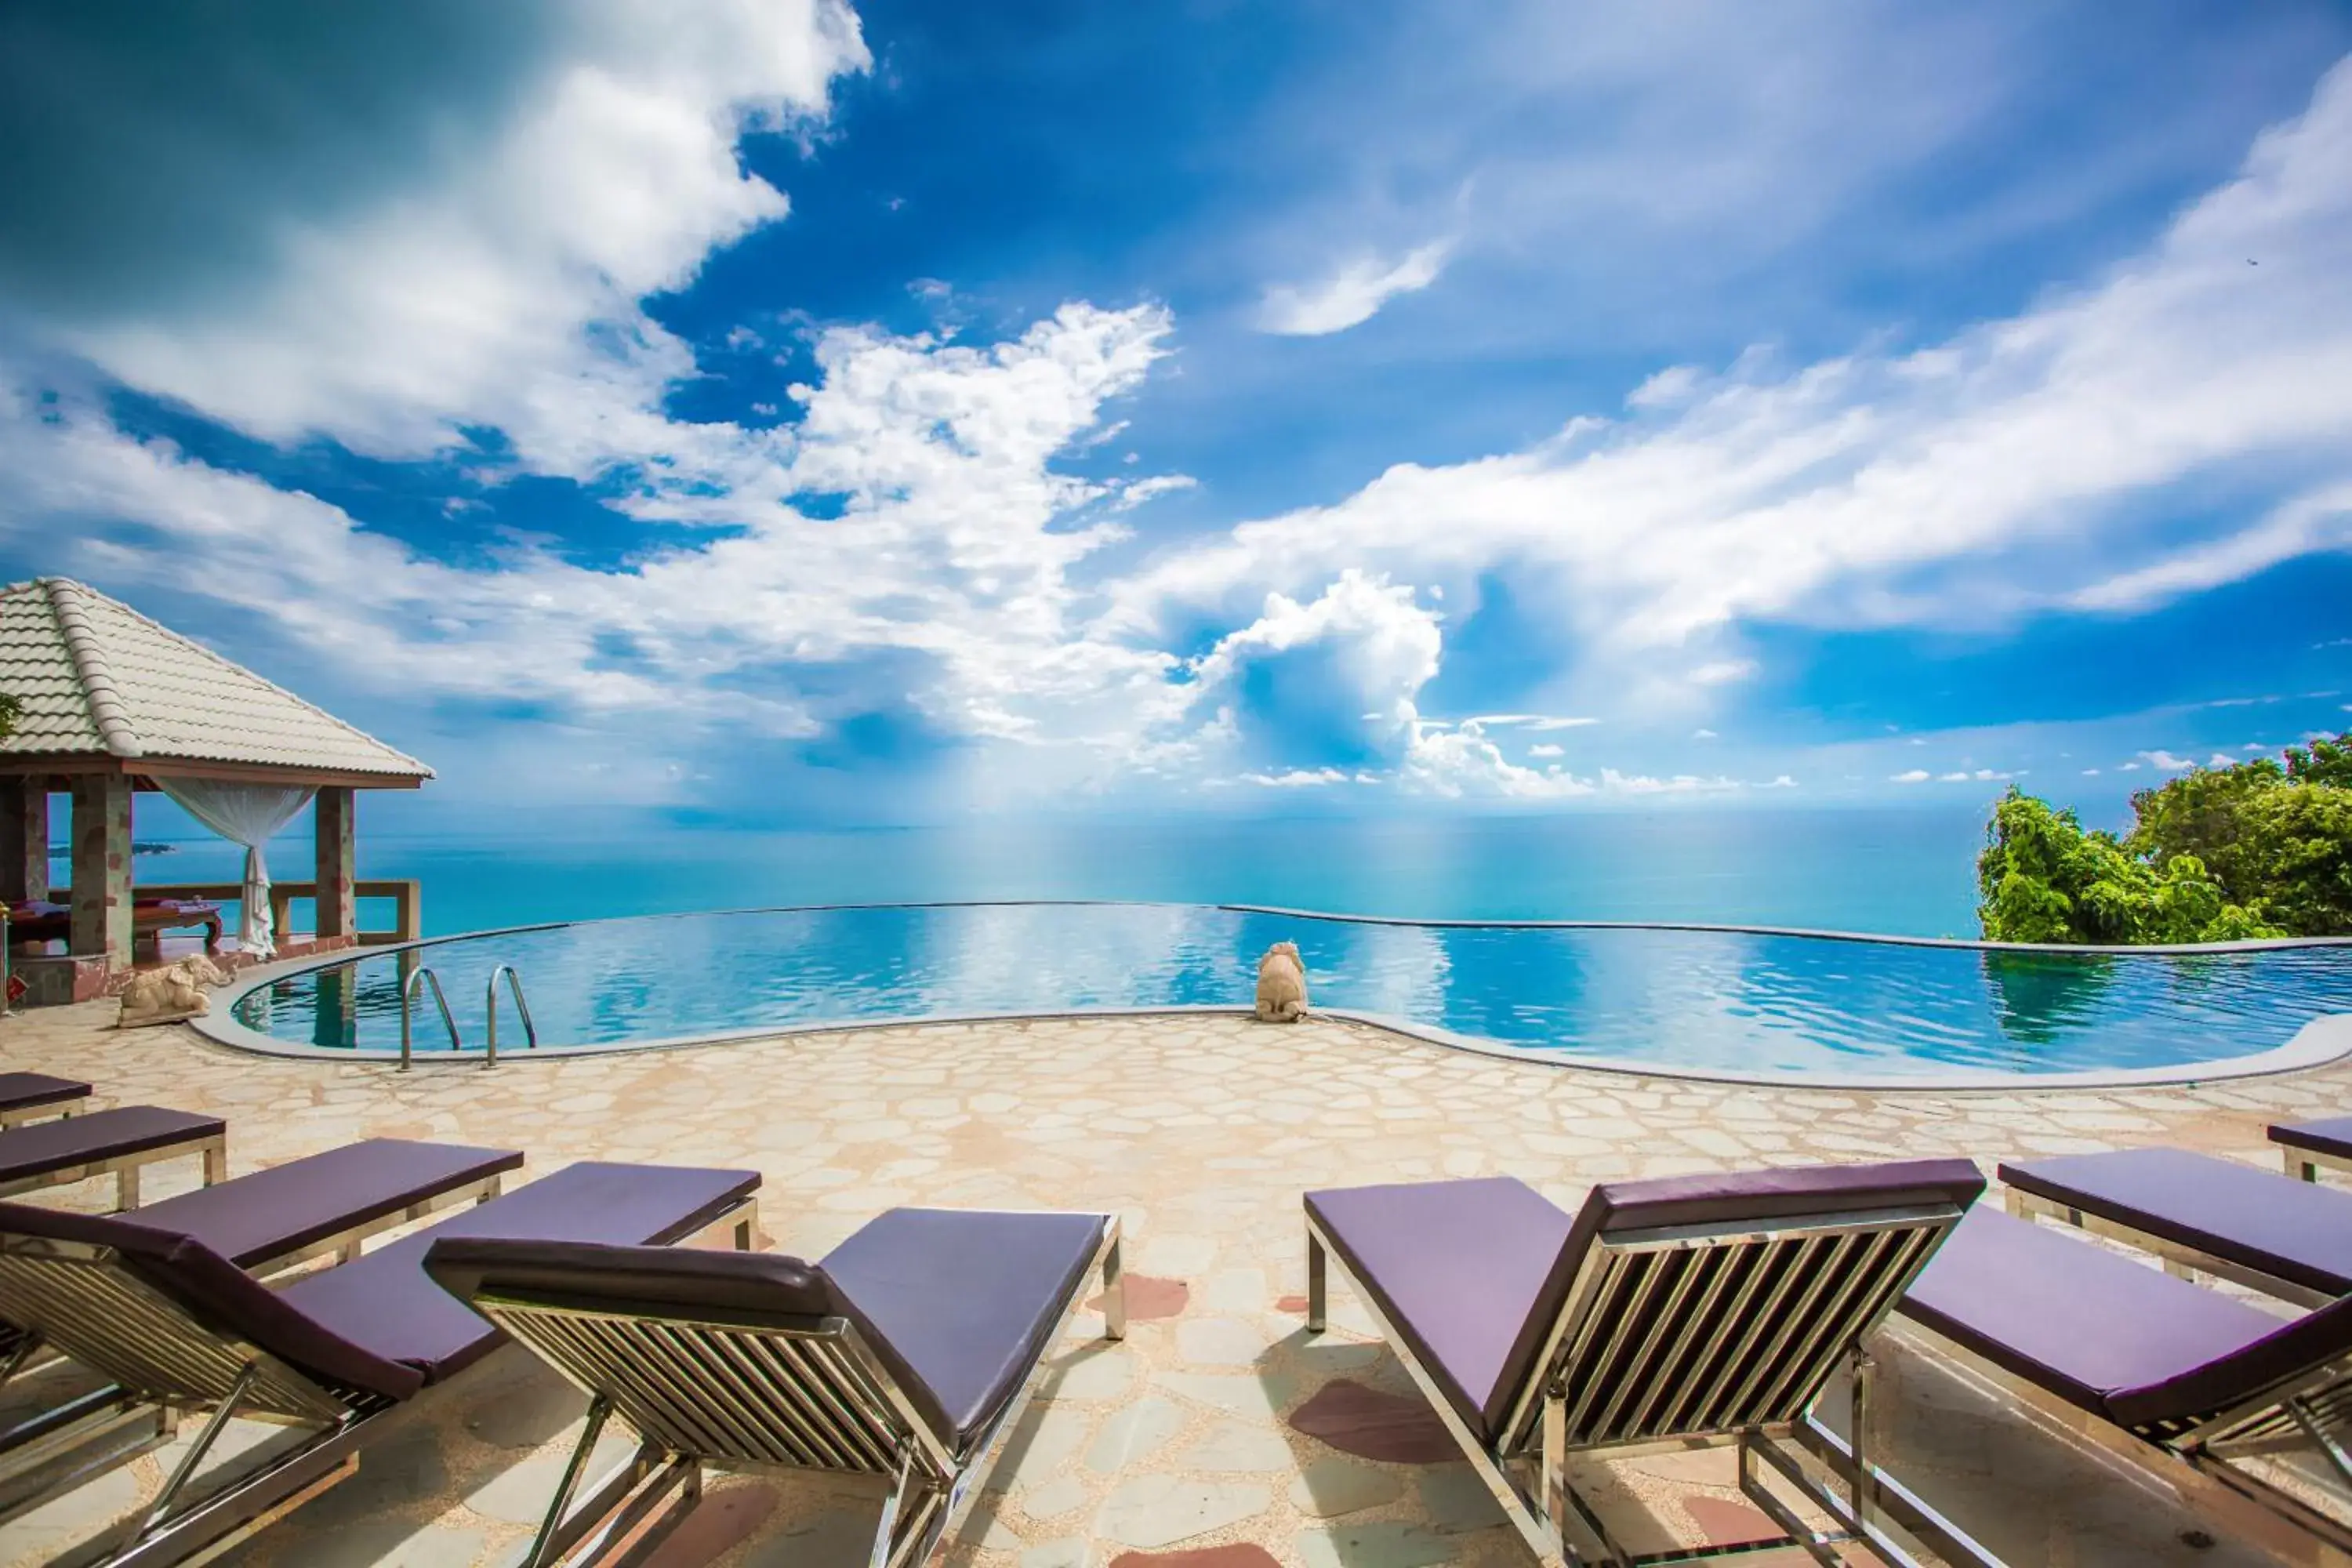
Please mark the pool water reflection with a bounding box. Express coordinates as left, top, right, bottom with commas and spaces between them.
232, 904, 2352, 1078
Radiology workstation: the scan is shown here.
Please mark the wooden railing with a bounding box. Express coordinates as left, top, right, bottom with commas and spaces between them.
136, 879, 423, 948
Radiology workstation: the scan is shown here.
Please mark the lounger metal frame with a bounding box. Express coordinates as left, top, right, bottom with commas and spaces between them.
1306, 1201, 1985, 1568
0, 1163, 508, 1416
465, 1214, 1123, 1568
0, 1130, 227, 1210
0, 1095, 82, 1130
0, 1193, 759, 1566
2281, 1139, 2352, 1186
1896, 1317, 2352, 1566
2004, 1185, 2339, 1310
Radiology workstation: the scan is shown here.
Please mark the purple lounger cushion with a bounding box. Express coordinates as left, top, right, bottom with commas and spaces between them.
0, 1105, 223, 1188
0, 1073, 91, 1115
1900, 1207, 2352, 1432
2273, 1118, 2352, 1163
0, 1201, 422, 1402
2002, 1147, 2352, 1298
426, 1207, 1108, 1452
1308, 1159, 1985, 1443
279, 1161, 760, 1385
122, 1138, 523, 1268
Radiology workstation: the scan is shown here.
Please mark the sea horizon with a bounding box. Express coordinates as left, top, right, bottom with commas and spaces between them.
125, 805, 1995, 941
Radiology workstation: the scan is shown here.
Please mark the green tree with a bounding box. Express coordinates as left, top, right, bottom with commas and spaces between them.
1979, 730, 2352, 943
0, 691, 16, 743
1976, 788, 2279, 944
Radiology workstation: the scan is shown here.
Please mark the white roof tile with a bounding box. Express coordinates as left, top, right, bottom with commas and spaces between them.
0, 579, 431, 779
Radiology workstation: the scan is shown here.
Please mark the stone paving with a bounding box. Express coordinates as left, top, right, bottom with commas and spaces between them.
3, 995, 2352, 1566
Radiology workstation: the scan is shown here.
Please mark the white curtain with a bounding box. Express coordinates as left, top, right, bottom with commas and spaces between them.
155, 779, 315, 957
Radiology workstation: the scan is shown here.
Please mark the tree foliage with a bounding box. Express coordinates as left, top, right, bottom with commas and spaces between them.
1978, 730, 2352, 943
0, 691, 16, 744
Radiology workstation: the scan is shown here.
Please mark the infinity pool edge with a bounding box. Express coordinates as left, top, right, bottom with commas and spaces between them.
198, 904, 2352, 1091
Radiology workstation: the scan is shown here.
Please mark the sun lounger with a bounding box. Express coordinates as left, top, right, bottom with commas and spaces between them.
0, 1106, 226, 1208
1898, 1205, 2352, 1558
0, 1137, 521, 1390
0, 1073, 89, 1127
1302, 1160, 1984, 1567
0, 1159, 759, 1566
2273, 1118, 2352, 1183
424, 1206, 1123, 1568
5, 900, 223, 953
2000, 1146, 2352, 1308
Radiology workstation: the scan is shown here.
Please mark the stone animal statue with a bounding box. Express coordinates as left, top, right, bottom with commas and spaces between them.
1254, 941, 1308, 1023
116, 953, 234, 1029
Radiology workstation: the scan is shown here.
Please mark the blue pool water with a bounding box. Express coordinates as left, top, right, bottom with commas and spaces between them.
230, 903, 2352, 1078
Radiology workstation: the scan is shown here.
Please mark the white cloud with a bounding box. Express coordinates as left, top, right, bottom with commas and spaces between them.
2120, 761, 2143, 771
2208, 751, 2239, 767
2140, 750, 2197, 771
1936, 771, 1970, 782
1239, 768, 1354, 788
1461, 713, 1599, 730
2082, 768, 2101, 775
2, 303, 1189, 781
1693, 728, 1717, 739
55, 2, 871, 466
1891, 769, 1931, 783
1689, 659, 1759, 686
1114, 60, 2352, 700
1528, 742, 1565, 757
1258, 241, 1453, 336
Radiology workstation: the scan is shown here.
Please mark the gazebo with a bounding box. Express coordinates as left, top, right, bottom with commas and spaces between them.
0, 578, 431, 1004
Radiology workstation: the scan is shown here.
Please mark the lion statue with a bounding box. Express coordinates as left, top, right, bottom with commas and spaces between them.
116, 953, 234, 1029
1254, 941, 1308, 1023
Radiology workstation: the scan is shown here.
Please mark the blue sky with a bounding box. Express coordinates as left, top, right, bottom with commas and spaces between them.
2, 0, 2349, 829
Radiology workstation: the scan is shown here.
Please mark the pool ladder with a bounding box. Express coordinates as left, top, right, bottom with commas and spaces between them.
397, 964, 538, 1070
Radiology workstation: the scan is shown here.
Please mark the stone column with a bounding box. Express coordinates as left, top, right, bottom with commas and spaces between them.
0, 779, 46, 903
314, 786, 356, 942
68, 774, 132, 967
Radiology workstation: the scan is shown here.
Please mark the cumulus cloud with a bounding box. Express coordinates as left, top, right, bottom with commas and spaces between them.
1891, 769, 1931, 783
1528, 742, 1565, 757
1258, 241, 1453, 336
12, 0, 868, 465
1, 303, 1187, 778
1116, 59, 2352, 699
2140, 750, 2196, 771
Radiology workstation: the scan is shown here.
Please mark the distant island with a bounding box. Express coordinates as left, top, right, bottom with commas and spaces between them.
1978, 731, 2351, 943
45, 841, 179, 857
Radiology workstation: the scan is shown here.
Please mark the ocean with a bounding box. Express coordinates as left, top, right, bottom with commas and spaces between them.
128, 807, 1995, 939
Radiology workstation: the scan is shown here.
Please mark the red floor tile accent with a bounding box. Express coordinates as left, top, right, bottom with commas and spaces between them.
1094, 1273, 1190, 1320
1682, 1495, 1782, 1547
1285, 1378, 1459, 1463
1109, 1547, 1283, 1568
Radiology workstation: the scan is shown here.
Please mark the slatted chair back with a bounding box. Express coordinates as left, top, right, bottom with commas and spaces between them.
1505, 1192, 1971, 1454
474, 1287, 946, 1477
0, 1238, 355, 1422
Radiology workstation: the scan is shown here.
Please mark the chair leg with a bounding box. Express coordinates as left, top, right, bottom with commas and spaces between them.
1101, 1234, 1127, 1341
1306, 1234, 1327, 1333
522, 1395, 613, 1568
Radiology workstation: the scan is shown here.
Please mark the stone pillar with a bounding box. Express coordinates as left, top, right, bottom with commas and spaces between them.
0, 779, 46, 903
314, 786, 356, 941
68, 774, 132, 967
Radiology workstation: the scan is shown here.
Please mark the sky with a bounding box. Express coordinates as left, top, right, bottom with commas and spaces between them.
3, 0, 2350, 831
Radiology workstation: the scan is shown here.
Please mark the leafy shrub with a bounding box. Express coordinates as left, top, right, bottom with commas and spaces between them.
1976, 731, 2352, 943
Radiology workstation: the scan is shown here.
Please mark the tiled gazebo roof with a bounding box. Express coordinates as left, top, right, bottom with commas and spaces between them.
0, 577, 430, 780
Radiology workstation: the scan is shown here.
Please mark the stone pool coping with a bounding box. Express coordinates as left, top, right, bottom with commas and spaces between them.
194, 902, 2352, 1091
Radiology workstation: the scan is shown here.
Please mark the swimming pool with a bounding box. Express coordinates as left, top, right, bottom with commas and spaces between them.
222, 902, 2352, 1080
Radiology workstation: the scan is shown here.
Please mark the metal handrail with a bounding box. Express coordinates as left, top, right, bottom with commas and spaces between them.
399, 966, 461, 1070
485, 965, 537, 1070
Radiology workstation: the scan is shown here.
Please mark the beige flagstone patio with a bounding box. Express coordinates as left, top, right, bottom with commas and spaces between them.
2, 996, 2347, 1566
